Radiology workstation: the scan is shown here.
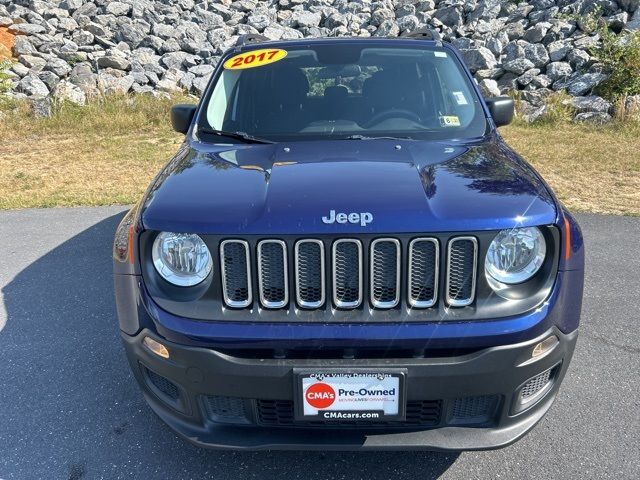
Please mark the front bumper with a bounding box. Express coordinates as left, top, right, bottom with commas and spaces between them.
121, 326, 578, 451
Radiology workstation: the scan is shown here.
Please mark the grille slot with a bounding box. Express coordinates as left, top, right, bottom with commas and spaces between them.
257, 240, 288, 308
220, 240, 251, 308
445, 237, 478, 307
256, 399, 442, 427
370, 238, 400, 308
295, 240, 325, 308
408, 238, 439, 308
332, 239, 363, 308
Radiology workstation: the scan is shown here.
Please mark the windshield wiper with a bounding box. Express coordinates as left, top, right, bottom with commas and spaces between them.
198, 127, 275, 144
343, 134, 413, 141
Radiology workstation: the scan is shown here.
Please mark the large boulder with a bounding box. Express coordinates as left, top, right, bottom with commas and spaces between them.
573, 112, 612, 124
566, 73, 608, 96
519, 101, 548, 124
435, 6, 463, 27
478, 78, 501, 98
44, 58, 72, 77
97, 55, 131, 71
546, 62, 573, 81
547, 40, 572, 62
105, 2, 132, 17
460, 47, 497, 72
564, 95, 612, 114
503, 58, 535, 75
291, 11, 322, 29
17, 75, 50, 97
524, 43, 550, 68
97, 71, 135, 95
53, 80, 86, 105
69, 63, 98, 96
8, 23, 46, 35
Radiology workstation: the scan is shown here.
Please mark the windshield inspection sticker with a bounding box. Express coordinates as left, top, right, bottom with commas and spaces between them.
440, 115, 461, 127
223, 48, 288, 70
434, 51, 448, 58
453, 91, 468, 105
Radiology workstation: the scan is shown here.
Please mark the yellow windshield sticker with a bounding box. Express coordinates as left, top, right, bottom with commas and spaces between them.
223, 49, 288, 70
440, 115, 461, 127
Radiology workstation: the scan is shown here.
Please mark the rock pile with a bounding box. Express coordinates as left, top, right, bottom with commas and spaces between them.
0, 0, 639, 122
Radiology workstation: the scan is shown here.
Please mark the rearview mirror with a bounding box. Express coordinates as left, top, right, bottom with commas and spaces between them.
171, 104, 197, 134
318, 64, 362, 79
485, 97, 514, 127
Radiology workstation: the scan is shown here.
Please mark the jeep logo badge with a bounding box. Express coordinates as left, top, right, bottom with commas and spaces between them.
322, 210, 373, 227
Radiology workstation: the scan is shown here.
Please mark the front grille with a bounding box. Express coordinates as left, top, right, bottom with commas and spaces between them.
217, 235, 480, 311
220, 240, 252, 308
257, 240, 288, 308
445, 237, 478, 307
295, 240, 325, 308
370, 239, 400, 308
256, 399, 442, 427
332, 239, 363, 308
408, 238, 439, 308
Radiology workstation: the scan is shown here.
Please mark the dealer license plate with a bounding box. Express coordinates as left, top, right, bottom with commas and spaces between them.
294, 370, 406, 422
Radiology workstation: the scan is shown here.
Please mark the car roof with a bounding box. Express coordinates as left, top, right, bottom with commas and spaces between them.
235, 35, 447, 52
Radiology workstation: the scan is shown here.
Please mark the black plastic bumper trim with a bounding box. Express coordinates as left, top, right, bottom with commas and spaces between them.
120, 327, 578, 451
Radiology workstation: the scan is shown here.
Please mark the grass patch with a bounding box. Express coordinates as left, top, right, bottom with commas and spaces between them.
0, 94, 638, 215
0, 94, 194, 209
501, 121, 640, 216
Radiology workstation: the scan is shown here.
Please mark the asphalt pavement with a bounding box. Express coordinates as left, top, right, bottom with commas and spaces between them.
0, 207, 638, 480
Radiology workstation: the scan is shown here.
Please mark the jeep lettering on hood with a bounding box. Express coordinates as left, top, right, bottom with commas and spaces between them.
322, 210, 373, 227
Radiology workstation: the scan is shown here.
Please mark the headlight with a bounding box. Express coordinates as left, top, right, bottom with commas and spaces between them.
152, 232, 212, 286
485, 227, 546, 284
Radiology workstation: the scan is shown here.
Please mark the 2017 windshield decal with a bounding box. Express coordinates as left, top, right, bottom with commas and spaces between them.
223, 49, 288, 70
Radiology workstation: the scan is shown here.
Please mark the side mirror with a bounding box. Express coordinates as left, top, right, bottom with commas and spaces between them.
485, 97, 514, 127
171, 104, 197, 134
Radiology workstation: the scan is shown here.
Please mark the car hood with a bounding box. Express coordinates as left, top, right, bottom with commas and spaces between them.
141, 137, 557, 234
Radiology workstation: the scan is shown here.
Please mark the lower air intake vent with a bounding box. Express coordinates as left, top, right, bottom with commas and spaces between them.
256, 399, 442, 427
446, 237, 478, 307
202, 395, 251, 424
408, 238, 439, 308
448, 395, 499, 426
258, 240, 288, 308
143, 366, 179, 401
370, 239, 400, 308
521, 368, 553, 401
332, 239, 362, 308
220, 240, 251, 308
295, 240, 325, 308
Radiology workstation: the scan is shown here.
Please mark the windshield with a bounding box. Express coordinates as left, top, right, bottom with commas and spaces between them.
200, 43, 487, 142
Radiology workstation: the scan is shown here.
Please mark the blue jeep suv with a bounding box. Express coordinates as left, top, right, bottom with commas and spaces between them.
113, 32, 584, 451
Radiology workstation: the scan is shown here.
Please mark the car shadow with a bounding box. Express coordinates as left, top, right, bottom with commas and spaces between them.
0, 210, 459, 479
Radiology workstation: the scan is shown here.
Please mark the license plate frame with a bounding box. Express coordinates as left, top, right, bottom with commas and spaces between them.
293, 368, 407, 422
